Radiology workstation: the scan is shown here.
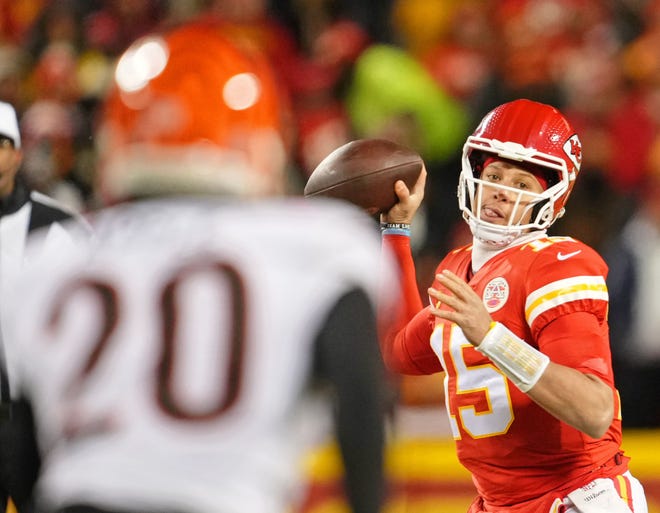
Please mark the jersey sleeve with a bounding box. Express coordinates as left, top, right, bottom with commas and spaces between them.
524, 240, 609, 335
525, 240, 612, 381
313, 287, 385, 513
380, 306, 440, 374
382, 234, 423, 319
537, 311, 614, 385
379, 234, 440, 375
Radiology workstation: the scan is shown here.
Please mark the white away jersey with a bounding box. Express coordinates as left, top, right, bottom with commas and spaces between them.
3, 197, 395, 513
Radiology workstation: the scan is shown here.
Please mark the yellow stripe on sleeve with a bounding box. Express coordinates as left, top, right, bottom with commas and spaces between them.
525, 276, 608, 326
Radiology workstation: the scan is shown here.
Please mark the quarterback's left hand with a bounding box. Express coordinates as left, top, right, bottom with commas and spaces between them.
428, 270, 492, 346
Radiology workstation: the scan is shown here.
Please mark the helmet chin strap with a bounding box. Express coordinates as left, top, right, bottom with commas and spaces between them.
468, 217, 521, 248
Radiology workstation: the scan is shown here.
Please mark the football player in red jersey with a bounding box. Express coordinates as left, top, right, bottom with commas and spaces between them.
379, 99, 648, 513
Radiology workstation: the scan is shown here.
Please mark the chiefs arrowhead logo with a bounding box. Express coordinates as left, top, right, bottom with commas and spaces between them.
483, 277, 509, 313
563, 134, 582, 171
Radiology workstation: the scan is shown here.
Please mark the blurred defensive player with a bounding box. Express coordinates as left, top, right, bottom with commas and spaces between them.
0, 19, 394, 513
379, 99, 648, 512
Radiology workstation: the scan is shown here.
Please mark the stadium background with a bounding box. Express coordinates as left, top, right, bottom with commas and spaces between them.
1, 0, 660, 511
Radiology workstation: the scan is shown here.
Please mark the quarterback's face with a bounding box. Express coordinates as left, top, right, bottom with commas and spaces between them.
478, 160, 545, 226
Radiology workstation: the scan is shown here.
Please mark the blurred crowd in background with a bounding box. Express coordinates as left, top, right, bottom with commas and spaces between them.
1, 0, 659, 428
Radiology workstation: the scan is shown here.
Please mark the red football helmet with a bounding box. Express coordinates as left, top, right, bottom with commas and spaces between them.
96, 20, 290, 204
458, 99, 582, 246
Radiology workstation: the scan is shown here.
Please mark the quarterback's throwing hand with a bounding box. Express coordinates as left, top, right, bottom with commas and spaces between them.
428, 270, 492, 346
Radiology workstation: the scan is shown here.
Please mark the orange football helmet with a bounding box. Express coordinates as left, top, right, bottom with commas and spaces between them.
96, 20, 290, 204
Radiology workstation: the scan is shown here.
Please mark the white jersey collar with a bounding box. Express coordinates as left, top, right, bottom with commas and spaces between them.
472, 230, 547, 273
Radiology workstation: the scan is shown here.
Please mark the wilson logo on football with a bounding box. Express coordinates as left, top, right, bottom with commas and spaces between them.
483, 277, 510, 313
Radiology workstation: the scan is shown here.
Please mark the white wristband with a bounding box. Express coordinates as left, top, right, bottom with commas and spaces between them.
476, 322, 550, 392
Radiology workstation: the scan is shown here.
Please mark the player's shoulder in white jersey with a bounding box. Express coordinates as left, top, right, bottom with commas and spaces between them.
2, 196, 392, 513
5, 195, 389, 393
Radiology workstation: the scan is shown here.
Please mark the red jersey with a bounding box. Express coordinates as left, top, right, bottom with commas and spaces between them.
382, 234, 629, 509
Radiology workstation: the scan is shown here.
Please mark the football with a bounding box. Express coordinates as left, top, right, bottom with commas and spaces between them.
304, 138, 424, 215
